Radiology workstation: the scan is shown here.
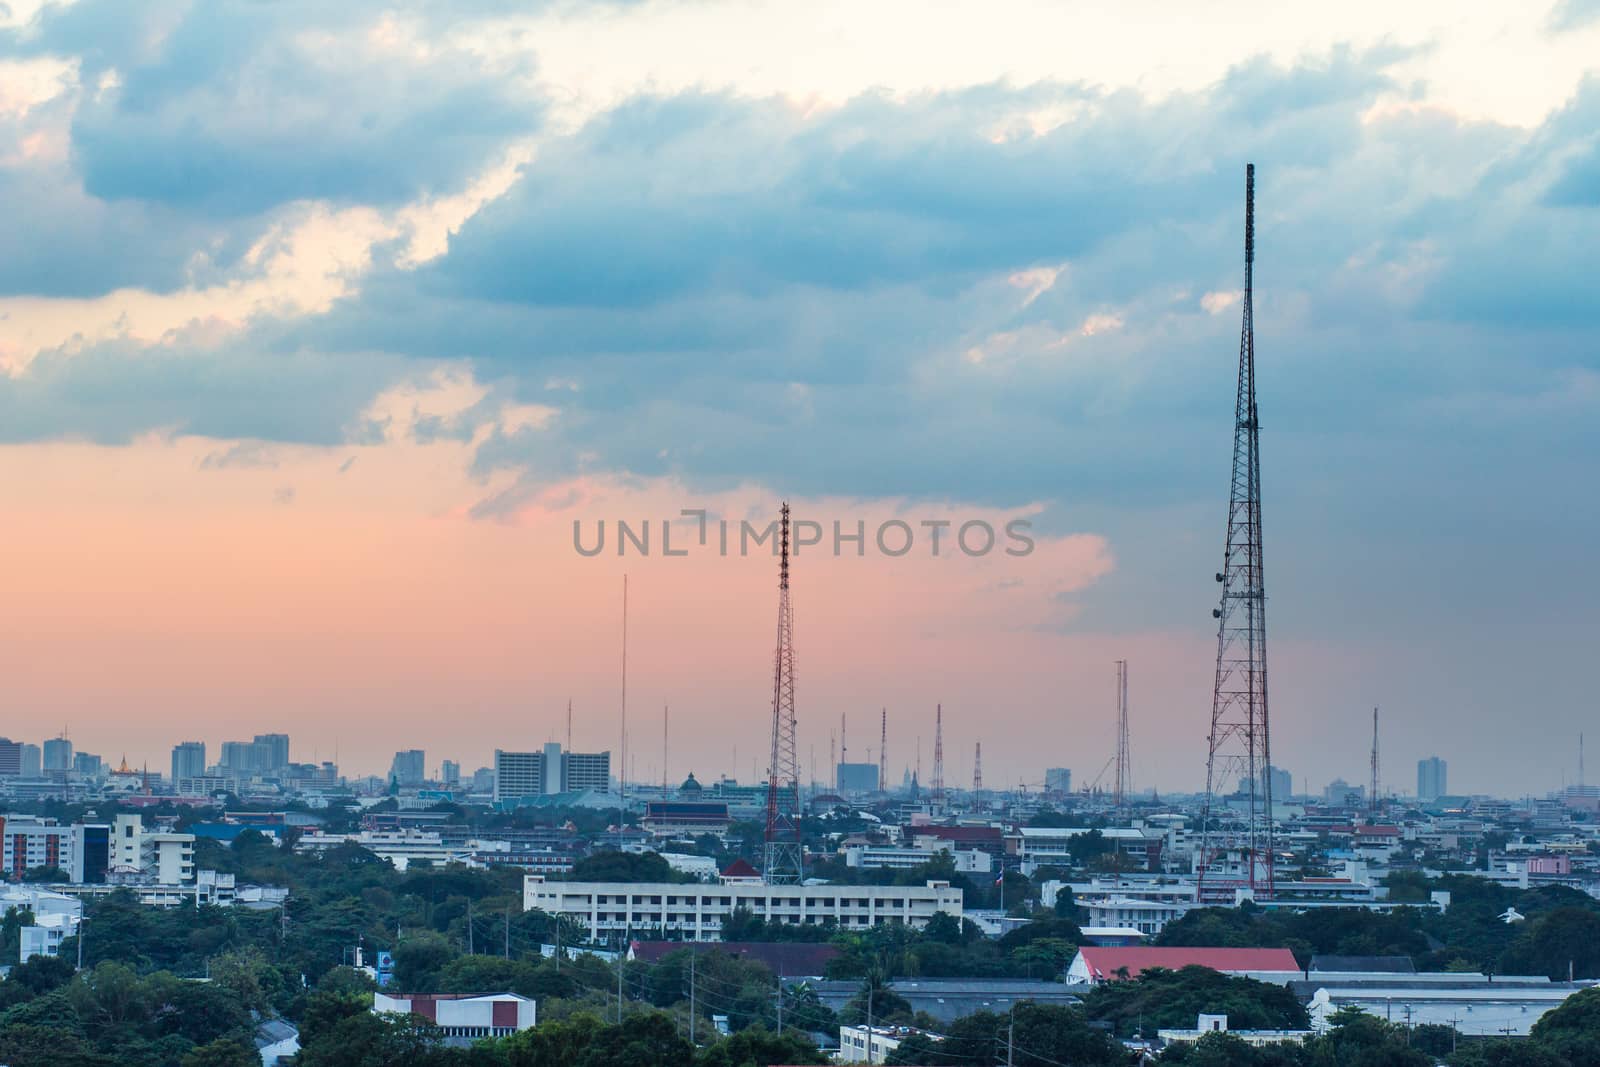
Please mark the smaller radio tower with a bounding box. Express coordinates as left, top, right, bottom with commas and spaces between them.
1114, 660, 1131, 812
931, 704, 945, 804
972, 741, 984, 811
878, 708, 888, 793
1369, 707, 1380, 812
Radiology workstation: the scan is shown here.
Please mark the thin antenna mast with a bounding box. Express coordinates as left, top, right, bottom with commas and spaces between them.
1114, 660, 1131, 812
931, 704, 945, 805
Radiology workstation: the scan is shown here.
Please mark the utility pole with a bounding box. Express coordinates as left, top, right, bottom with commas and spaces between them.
467, 899, 474, 955
689, 950, 697, 1045
1006, 1005, 1016, 1067
776, 970, 784, 1034
504, 907, 510, 958
865, 987, 874, 1066
617, 937, 625, 1023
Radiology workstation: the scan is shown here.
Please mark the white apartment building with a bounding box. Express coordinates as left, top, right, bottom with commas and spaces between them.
1085, 897, 1193, 936
843, 843, 992, 874
293, 829, 464, 871
523, 876, 963, 940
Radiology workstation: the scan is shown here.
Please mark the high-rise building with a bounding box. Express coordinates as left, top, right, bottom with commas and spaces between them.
20, 744, 41, 777
254, 734, 290, 773
1417, 757, 1448, 802
0, 738, 21, 776
1045, 768, 1073, 794
73, 752, 103, 778
172, 742, 207, 784
220, 740, 273, 775
42, 737, 73, 773
390, 750, 426, 787
836, 762, 878, 794
441, 760, 460, 786
494, 750, 543, 803
494, 746, 611, 803
564, 750, 611, 793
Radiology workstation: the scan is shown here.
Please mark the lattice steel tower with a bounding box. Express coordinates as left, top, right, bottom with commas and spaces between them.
763, 503, 803, 884
1198, 163, 1274, 900
931, 704, 945, 805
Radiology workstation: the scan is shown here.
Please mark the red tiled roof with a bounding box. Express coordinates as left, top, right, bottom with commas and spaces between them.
1074, 946, 1301, 980
911, 826, 1004, 843
721, 858, 760, 878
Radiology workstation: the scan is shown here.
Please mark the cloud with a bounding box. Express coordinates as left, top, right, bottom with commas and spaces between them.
0, 338, 406, 445
1548, 0, 1600, 31
0, 0, 540, 297
199, 441, 279, 470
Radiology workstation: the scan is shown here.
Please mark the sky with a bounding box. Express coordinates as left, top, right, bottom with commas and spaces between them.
1, 0, 1597, 797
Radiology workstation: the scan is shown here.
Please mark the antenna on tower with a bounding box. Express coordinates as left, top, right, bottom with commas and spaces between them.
1198, 162, 1275, 902
829, 731, 837, 792
1114, 660, 1131, 812
1370, 707, 1380, 812
567, 699, 573, 753
972, 741, 984, 812
931, 704, 945, 805
879, 708, 888, 793
763, 503, 802, 884
663, 705, 670, 796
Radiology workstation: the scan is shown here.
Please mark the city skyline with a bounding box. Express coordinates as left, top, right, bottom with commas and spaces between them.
0, 2, 1596, 795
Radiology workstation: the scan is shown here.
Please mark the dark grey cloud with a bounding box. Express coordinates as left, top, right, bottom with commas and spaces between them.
0, 341, 405, 446
0, 0, 540, 296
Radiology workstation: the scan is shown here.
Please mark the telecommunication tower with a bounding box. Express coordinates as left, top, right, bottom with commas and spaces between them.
1369, 707, 1380, 812
972, 741, 984, 811
1114, 660, 1131, 811
878, 708, 888, 793
763, 503, 803, 884
931, 704, 945, 804
1198, 163, 1275, 901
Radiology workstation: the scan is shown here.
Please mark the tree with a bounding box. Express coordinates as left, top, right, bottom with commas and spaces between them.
694, 1024, 828, 1067
1085, 966, 1308, 1036
179, 1036, 260, 1067
393, 932, 459, 991
576, 1011, 694, 1067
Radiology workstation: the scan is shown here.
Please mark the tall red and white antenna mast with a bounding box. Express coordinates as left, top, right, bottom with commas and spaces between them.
931, 704, 945, 805
1199, 163, 1275, 901
763, 503, 803, 884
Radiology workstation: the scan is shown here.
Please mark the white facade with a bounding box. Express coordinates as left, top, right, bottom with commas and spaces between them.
1308, 979, 1588, 1037
294, 829, 463, 871
523, 876, 963, 940
1085, 897, 1192, 936
840, 1025, 928, 1064
844, 843, 992, 874
373, 992, 535, 1047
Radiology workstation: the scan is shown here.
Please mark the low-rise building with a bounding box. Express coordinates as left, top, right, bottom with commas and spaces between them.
373, 992, 536, 1047
1158, 1013, 1312, 1047
840, 1024, 935, 1064
1305, 976, 1593, 1037
523, 876, 962, 940
1066, 947, 1302, 986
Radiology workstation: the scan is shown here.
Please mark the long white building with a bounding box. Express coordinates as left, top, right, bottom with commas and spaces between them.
523, 876, 963, 940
